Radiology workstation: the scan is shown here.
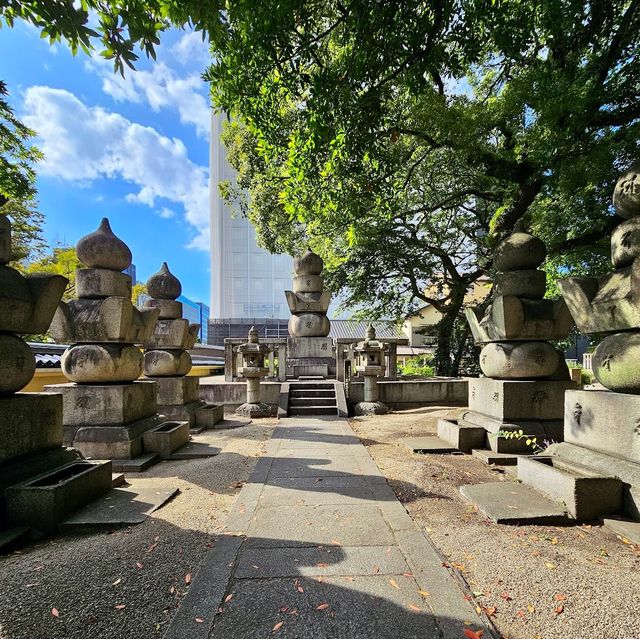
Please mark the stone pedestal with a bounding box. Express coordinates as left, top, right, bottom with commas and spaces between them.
286, 336, 335, 378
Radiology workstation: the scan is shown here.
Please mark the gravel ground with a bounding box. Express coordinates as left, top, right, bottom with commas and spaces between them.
0, 420, 276, 639
350, 408, 640, 639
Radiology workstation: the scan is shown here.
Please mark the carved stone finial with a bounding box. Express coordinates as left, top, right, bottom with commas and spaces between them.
367, 324, 376, 341
147, 262, 182, 300
76, 218, 132, 271
493, 231, 546, 272
293, 248, 324, 276
248, 326, 259, 343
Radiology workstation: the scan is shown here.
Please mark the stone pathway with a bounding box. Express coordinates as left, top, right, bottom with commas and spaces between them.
164, 417, 489, 639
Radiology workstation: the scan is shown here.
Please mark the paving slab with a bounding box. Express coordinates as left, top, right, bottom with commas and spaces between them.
603, 517, 640, 545
60, 481, 179, 529
111, 453, 160, 473
460, 482, 569, 524
268, 455, 372, 479
400, 436, 462, 454
235, 545, 410, 578
260, 476, 376, 506
168, 441, 221, 459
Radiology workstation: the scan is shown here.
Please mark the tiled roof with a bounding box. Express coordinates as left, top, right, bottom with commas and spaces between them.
329, 320, 403, 340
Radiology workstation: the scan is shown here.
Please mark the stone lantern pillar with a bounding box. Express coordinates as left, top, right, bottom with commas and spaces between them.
354, 325, 389, 415
236, 327, 272, 417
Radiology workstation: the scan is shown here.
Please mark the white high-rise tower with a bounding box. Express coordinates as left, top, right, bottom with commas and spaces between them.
209, 112, 293, 340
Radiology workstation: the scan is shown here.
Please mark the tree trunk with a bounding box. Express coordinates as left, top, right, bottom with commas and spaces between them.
434, 283, 467, 377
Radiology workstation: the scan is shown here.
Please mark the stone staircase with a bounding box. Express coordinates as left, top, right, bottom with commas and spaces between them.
288, 382, 338, 416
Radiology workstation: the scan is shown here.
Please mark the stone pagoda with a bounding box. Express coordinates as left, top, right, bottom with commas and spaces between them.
236, 326, 272, 417
285, 248, 335, 378
143, 262, 223, 431
47, 218, 163, 461
353, 325, 389, 415
0, 216, 111, 536
440, 231, 575, 452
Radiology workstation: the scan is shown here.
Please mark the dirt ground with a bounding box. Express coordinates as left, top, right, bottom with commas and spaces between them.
0, 420, 276, 639
349, 407, 640, 639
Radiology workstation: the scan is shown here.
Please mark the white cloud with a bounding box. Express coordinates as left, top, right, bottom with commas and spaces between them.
171, 31, 211, 67
23, 86, 210, 250
86, 56, 211, 139
158, 207, 176, 219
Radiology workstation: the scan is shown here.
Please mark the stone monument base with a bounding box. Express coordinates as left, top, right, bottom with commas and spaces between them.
158, 400, 224, 432
354, 401, 389, 416
286, 337, 335, 378
235, 402, 274, 418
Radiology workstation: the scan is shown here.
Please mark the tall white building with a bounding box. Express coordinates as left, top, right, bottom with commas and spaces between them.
209, 112, 293, 323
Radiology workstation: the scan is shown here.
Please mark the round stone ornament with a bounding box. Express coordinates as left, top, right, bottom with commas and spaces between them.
147, 262, 182, 300
479, 340, 559, 379
0, 334, 36, 395
611, 217, 640, 268
294, 248, 324, 276
288, 313, 331, 337
62, 343, 143, 383
144, 349, 192, 377
592, 331, 640, 392
613, 164, 640, 219
77, 218, 132, 271
494, 232, 546, 272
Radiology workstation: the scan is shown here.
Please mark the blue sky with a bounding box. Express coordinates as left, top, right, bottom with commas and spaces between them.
0, 22, 213, 304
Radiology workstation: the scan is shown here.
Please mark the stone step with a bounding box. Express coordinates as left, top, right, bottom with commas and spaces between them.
289, 397, 337, 407
289, 389, 335, 398
289, 405, 338, 416
111, 453, 160, 473
290, 383, 335, 390
518, 455, 623, 521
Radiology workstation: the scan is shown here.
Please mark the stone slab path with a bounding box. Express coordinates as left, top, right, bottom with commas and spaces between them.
164, 417, 490, 639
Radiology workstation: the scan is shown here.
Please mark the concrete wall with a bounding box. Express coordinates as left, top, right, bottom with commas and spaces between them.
199, 381, 282, 413
349, 378, 468, 407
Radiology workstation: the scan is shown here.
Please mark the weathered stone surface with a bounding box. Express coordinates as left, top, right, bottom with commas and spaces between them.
288, 313, 331, 337
147, 262, 181, 299
235, 401, 274, 418
76, 218, 131, 270
287, 337, 334, 358
354, 400, 389, 416
493, 269, 546, 299
294, 248, 324, 275
292, 274, 324, 293
563, 389, 640, 464
518, 456, 622, 521
399, 436, 460, 454
143, 349, 192, 377
51, 297, 159, 343
145, 317, 199, 349
44, 381, 157, 426
62, 342, 143, 383
75, 268, 132, 299
0, 268, 68, 334
437, 418, 486, 452
0, 393, 63, 462
466, 296, 573, 343
479, 340, 559, 379
285, 290, 331, 314
493, 232, 546, 271
590, 332, 640, 391
611, 217, 640, 268
468, 378, 574, 421
142, 420, 190, 458
194, 404, 224, 429
602, 517, 640, 545
0, 214, 10, 264
151, 375, 199, 406
5, 460, 112, 534
144, 298, 182, 319
613, 163, 640, 219
0, 334, 36, 395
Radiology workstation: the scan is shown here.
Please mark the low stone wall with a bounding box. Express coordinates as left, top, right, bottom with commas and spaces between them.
199, 381, 282, 413
348, 377, 468, 408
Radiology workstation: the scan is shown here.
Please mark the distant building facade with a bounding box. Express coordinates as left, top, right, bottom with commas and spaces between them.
209, 112, 293, 344
178, 296, 210, 343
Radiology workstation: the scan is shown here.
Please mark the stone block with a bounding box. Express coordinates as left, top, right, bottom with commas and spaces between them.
4, 460, 112, 534
518, 456, 623, 521
284, 290, 331, 314
51, 297, 159, 343
400, 436, 460, 454
564, 390, 640, 464
75, 268, 132, 299
493, 269, 546, 299
66, 414, 164, 459
194, 403, 224, 429
479, 341, 559, 379
436, 418, 486, 452
45, 381, 157, 426
142, 420, 190, 458
0, 393, 63, 462
471, 449, 524, 466
287, 337, 334, 358
145, 318, 199, 349
468, 378, 574, 421
144, 349, 192, 376
144, 298, 182, 319
151, 375, 199, 406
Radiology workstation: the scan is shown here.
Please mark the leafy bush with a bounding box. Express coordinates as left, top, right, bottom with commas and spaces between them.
398, 356, 435, 378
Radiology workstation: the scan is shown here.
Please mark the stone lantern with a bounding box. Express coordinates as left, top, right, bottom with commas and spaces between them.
236, 327, 272, 417
353, 325, 389, 415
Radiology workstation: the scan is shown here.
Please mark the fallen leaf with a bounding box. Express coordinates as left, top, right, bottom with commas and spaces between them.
51, 608, 60, 618
115, 604, 126, 610
297, 585, 304, 593
472, 591, 484, 597
500, 592, 512, 601
148, 542, 158, 553
136, 562, 143, 570
272, 621, 284, 632
418, 590, 430, 598
403, 572, 413, 577
554, 594, 567, 602
551, 538, 558, 545
185, 573, 192, 585
389, 579, 400, 589
331, 539, 341, 546
527, 604, 535, 613
316, 603, 329, 611
112, 578, 122, 587
463, 629, 484, 639
516, 610, 526, 619
25, 583, 39, 588
195, 617, 204, 623
316, 562, 329, 568
545, 562, 556, 570
170, 586, 175, 595
483, 606, 497, 617
407, 603, 421, 613
224, 594, 234, 603
554, 605, 565, 615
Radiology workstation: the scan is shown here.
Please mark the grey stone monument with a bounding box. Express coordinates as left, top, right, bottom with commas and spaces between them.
47, 218, 165, 461
353, 325, 389, 415
0, 216, 111, 535
524, 163, 640, 519
143, 263, 223, 432
285, 248, 335, 378
236, 327, 272, 417
440, 231, 575, 452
